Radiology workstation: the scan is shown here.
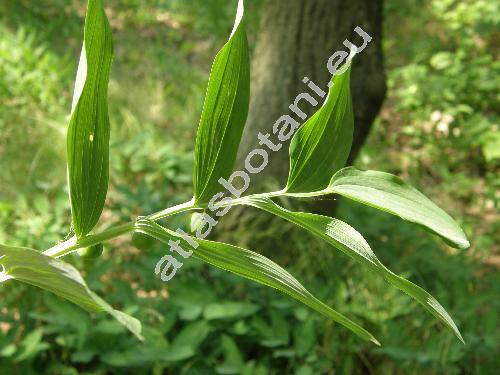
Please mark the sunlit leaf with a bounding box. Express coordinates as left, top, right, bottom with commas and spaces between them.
67, 0, 113, 237
134, 219, 380, 345
326, 168, 470, 249
236, 196, 464, 343
286, 65, 353, 193
0, 244, 142, 340
283, 167, 469, 249
193, 0, 250, 204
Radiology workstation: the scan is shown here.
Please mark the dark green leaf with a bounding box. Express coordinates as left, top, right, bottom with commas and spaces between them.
135, 219, 379, 345
0, 244, 142, 340
193, 0, 250, 204
217, 335, 244, 374
239, 196, 464, 343
294, 320, 315, 357
67, 0, 113, 237
286, 65, 353, 193
171, 321, 211, 351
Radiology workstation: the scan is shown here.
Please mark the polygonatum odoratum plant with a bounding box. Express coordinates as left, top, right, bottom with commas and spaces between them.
0, 0, 469, 345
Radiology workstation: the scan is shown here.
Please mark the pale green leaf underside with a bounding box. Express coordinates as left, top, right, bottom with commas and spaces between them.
286, 167, 469, 250
135, 219, 380, 345
235, 196, 464, 343
0, 244, 142, 340
193, 0, 250, 204
286, 65, 353, 193
328, 168, 469, 249
67, 0, 113, 237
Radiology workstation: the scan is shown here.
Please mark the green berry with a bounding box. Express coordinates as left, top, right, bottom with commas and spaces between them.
78, 243, 103, 258
131, 232, 155, 251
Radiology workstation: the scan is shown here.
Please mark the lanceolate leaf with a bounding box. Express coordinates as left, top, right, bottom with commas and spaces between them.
135, 219, 380, 345
193, 0, 250, 204
282, 167, 469, 249
286, 65, 353, 193
0, 244, 142, 340
326, 168, 469, 249
236, 196, 464, 343
67, 0, 113, 237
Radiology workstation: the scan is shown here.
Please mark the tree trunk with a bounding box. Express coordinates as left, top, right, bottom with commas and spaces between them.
237, 0, 386, 191
217, 0, 386, 244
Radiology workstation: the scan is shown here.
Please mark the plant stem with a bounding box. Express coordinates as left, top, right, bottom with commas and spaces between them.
43, 223, 134, 258
223, 190, 285, 206
44, 199, 197, 258
146, 198, 196, 221
44, 191, 286, 259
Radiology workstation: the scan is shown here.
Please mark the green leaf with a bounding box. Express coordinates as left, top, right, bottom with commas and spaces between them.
0, 244, 142, 340
283, 167, 469, 249
102, 345, 195, 366
15, 328, 50, 362
217, 334, 244, 374
480, 130, 500, 162
294, 320, 315, 357
67, 0, 113, 237
203, 302, 259, 320
238, 196, 464, 343
134, 219, 379, 345
326, 167, 470, 249
193, 0, 250, 204
171, 321, 211, 351
286, 65, 353, 193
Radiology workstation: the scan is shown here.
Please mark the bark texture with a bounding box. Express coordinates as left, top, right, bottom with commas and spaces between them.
217, 0, 386, 244
237, 0, 386, 189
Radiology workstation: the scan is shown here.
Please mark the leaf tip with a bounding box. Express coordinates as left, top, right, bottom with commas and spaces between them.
445, 231, 470, 250
458, 237, 470, 250
371, 336, 381, 346
230, 0, 245, 38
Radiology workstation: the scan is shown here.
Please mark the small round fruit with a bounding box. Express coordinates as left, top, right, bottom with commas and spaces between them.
131, 232, 155, 251
78, 243, 103, 258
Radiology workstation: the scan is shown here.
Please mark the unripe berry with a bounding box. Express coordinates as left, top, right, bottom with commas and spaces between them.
78, 243, 103, 258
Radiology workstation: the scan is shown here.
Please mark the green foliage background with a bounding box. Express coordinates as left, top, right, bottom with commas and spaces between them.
0, 0, 498, 373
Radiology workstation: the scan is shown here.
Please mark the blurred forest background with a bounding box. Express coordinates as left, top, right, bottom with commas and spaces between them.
0, 0, 498, 373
